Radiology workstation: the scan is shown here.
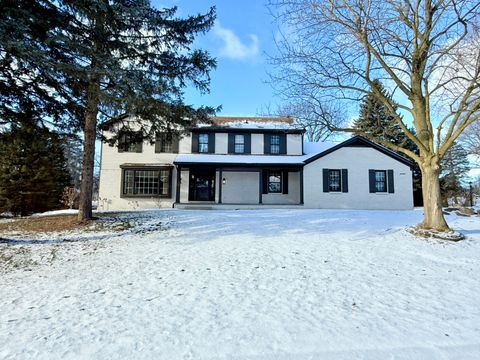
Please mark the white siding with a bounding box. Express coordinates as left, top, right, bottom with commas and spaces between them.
97, 136, 177, 211
287, 134, 303, 155
303, 147, 413, 210
251, 134, 263, 154
215, 133, 228, 154
262, 172, 301, 204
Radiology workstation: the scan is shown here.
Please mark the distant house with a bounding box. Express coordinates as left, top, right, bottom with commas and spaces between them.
98, 116, 414, 210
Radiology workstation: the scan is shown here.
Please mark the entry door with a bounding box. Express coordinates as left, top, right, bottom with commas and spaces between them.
189, 169, 215, 201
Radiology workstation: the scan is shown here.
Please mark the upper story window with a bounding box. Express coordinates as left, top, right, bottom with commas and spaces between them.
198, 133, 209, 153
375, 170, 387, 192
264, 134, 286, 155
155, 132, 179, 153
234, 135, 245, 153
270, 135, 280, 154
118, 131, 142, 153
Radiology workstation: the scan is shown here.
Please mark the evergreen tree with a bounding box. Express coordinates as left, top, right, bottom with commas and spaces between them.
0, 122, 70, 216
353, 80, 422, 205
354, 80, 413, 149
1, 1, 217, 222
440, 143, 471, 205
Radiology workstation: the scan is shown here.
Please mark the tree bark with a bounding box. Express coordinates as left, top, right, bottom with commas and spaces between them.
419, 158, 450, 231
77, 78, 100, 222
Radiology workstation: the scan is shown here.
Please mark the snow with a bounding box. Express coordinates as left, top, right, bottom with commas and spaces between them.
31, 209, 79, 217
1, 209, 480, 359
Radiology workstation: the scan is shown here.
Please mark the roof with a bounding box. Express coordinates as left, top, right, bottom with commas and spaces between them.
303, 135, 415, 167
173, 136, 415, 168
196, 116, 302, 132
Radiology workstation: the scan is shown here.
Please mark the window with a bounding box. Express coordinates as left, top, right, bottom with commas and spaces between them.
268, 171, 281, 193
234, 135, 245, 153
122, 168, 171, 197
270, 135, 280, 154
375, 170, 387, 192
155, 133, 178, 153
118, 131, 142, 153
328, 169, 341, 192
198, 133, 209, 153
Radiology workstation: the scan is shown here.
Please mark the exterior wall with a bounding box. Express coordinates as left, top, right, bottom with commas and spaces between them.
262, 171, 301, 204
251, 134, 263, 154
303, 147, 413, 210
287, 134, 303, 155
215, 133, 228, 154
222, 172, 260, 204
98, 134, 178, 211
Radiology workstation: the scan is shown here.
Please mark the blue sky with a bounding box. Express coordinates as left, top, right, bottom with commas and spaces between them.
153, 0, 279, 116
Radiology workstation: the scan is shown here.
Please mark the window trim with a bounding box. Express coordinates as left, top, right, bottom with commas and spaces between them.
118, 131, 143, 153
120, 166, 172, 198
155, 132, 178, 153
270, 134, 281, 155
198, 133, 209, 153
234, 134, 245, 154
267, 171, 282, 193
374, 170, 387, 193
327, 169, 342, 192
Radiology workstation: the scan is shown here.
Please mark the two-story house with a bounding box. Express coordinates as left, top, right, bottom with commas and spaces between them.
98, 116, 414, 210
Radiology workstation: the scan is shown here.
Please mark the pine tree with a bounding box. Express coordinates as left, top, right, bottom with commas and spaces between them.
354, 80, 413, 149
353, 80, 423, 205
1, 1, 217, 222
0, 122, 70, 216
440, 143, 471, 205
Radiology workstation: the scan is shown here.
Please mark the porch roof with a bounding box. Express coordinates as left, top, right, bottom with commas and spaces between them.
173, 154, 306, 167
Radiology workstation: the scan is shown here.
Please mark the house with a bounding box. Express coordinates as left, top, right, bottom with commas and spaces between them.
98, 116, 414, 211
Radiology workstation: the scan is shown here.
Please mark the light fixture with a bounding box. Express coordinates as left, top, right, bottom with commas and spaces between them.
222, 177, 227, 185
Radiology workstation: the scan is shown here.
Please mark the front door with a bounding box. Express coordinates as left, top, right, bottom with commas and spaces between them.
189, 169, 216, 201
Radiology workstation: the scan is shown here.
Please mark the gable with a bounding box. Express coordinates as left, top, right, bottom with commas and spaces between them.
303, 136, 415, 168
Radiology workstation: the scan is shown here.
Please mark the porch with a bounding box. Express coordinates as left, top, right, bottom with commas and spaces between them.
173, 162, 304, 206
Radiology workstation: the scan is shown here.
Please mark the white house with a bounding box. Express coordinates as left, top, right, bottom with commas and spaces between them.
98, 116, 414, 211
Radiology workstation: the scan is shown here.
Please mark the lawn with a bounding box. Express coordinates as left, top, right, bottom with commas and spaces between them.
1, 209, 480, 359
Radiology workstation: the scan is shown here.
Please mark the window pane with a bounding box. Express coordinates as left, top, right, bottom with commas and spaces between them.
268, 172, 281, 193
198, 133, 209, 153
271, 135, 280, 145
270, 144, 280, 154
328, 170, 341, 192
124, 170, 135, 194
159, 170, 170, 196
375, 171, 386, 192
234, 135, 244, 144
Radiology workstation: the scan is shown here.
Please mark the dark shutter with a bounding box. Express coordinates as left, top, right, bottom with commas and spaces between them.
282, 170, 289, 194
245, 134, 251, 154
279, 134, 287, 154
341, 169, 348, 193
369, 170, 376, 193
387, 169, 395, 193
262, 169, 269, 194
135, 132, 142, 153
191, 133, 199, 153
264, 134, 271, 154
155, 133, 162, 153
228, 133, 235, 154
172, 135, 179, 153
118, 133, 125, 153
208, 133, 215, 153
322, 169, 329, 192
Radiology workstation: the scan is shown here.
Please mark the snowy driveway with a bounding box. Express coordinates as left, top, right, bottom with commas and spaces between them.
1, 209, 480, 359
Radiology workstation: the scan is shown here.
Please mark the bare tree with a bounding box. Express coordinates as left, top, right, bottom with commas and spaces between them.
259, 100, 344, 141
461, 120, 480, 157
269, 0, 480, 233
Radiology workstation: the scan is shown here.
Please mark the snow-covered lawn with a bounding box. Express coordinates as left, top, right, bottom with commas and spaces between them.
1, 209, 480, 359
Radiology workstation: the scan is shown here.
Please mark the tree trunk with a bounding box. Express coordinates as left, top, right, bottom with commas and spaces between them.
419, 160, 450, 231
77, 78, 100, 222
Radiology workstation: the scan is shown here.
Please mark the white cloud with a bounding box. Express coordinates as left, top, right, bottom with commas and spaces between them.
213, 21, 259, 60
